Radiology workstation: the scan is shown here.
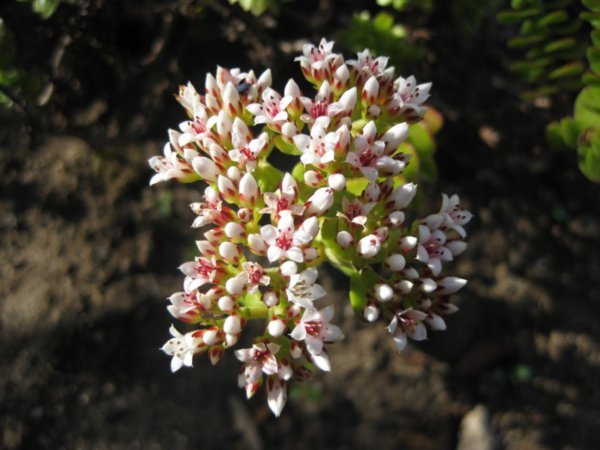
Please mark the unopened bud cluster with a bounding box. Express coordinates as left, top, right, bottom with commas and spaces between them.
149, 39, 472, 416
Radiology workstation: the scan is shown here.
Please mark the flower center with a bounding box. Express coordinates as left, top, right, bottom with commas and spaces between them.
304, 321, 322, 336
276, 232, 293, 250
359, 148, 377, 166
311, 101, 328, 118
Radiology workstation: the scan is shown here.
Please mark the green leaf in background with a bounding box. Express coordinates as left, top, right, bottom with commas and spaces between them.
346, 177, 369, 196
229, 0, 279, 16
546, 121, 570, 150
535, 10, 568, 28
574, 86, 600, 128
349, 272, 367, 312
582, 0, 600, 13
548, 61, 585, 79
578, 134, 600, 181
587, 48, 600, 72
559, 117, 582, 147
273, 135, 302, 156
498, 8, 542, 24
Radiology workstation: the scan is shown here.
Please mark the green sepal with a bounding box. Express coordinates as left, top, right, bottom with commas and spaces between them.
239, 291, 268, 319
346, 177, 369, 196
254, 160, 283, 194
273, 135, 302, 156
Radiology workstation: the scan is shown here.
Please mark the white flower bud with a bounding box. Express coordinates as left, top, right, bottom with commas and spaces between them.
237, 208, 252, 222
203, 329, 219, 346
282, 121, 298, 138
357, 234, 381, 259
382, 122, 409, 152
395, 280, 414, 294
267, 318, 286, 337
420, 278, 437, 293
218, 175, 237, 203
305, 188, 334, 216
390, 183, 417, 209
225, 333, 238, 347
226, 166, 241, 182
239, 173, 259, 207
303, 247, 319, 261
328, 173, 346, 191
225, 276, 246, 295
224, 222, 245, 240
400, 236, 418, 251
426, 313, 447, 331
438, 277, 467, 294
336, 231, 354, 248
219, 242, 240, 263
192, 157, 220, 182
364, 183, 381, 202
280, 261, 298, 277
364, 304, 380, 322
304, 170, 323, 187
362, 76, 379, 104
373, 283, 394, 302
263, 291, 279, 307
387, 210, 405, 227
223, 314, 241, 335
290, 341, 303, 359
248, 233, 267, 255
385, 254, 406, 272
218, 295, 235, 312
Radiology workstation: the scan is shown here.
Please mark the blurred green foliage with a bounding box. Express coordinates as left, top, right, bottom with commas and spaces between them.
499, 0, 600, 182
337, 11, 424, 71
16, 0, 64, 19
227, 0, 281, 16
0, 19, 23, 107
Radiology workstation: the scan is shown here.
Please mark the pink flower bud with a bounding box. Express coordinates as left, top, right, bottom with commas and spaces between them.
218, 175, 237, 203
362, 76, 379, 105
305, 188, 334, 216
267, 318, 286, 337
385, 253, 406, 271
328, 173, 346, 191
239, 173, 259, 207
237, 208, 252, 222
336, 231, 353, 248
223, 314, 242, 335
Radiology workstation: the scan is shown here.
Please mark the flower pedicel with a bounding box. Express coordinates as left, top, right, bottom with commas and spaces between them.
149, 39, 472, 416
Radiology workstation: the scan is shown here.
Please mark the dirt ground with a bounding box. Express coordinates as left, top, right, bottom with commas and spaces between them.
1, 1, 600, 449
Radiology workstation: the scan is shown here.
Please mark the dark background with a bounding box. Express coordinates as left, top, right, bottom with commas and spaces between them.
1, 1, 599, 449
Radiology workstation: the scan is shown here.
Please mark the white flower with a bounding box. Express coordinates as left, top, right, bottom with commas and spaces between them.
228, 118, 269, 172
161, 325, 203, 372
394, 75, 431, 119
266, 376, 288, 417
338, 197, 375, 228
259, 213, 318, 263
148, 134, 198, 185
290, 306, 344, 369
294, 122, 337, 168
247, 88, 289, 128
415, 224, 454, 276
387, 309, 428, 351
305, 187, 334, 216
261, 173, 304, 217
429, 193, 473, 238
286, 267, 327, 310
179, 256, 222, 292
235, 342, 280, 398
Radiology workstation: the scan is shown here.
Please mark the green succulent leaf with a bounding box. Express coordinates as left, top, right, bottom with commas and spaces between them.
574, 86, 600, 129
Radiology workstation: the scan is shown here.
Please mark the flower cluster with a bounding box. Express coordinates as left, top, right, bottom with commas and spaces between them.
149, 39, 471, 416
